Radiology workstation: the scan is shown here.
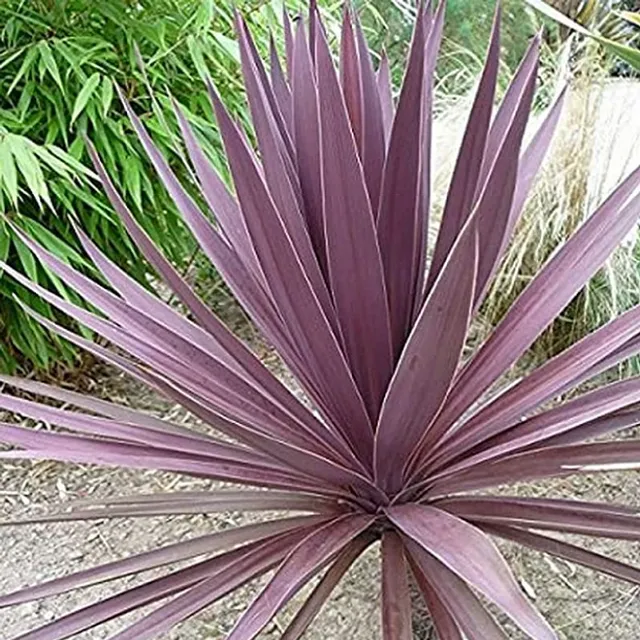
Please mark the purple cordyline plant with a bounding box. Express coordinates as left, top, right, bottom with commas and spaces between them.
3, 0, 640, 638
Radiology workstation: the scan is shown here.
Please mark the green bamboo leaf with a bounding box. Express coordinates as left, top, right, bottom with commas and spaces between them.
13, 233, 38, 281
10, 135, 52, 208
30, 145, 75, 180
7, 45, 38, 94
93, 124, 117, 174
211, 31, 241, 64
7, 310, 39, 365
70, 72, 101, 125
192, 0, 214, 31
60, 180, 114, 222
37, 41, 64, 93
101, 76, 114, 117
85, 100, 101, 130
46, 145, 96, 178
69, 135, 85, 160
0, 138, 19, 207
0, 220, 10, 263
48, 180, 73, 212
22, 217, 92, 269
54, 40, 84, 79
17, 81, 36, 118
141, 167, 156, 205
123, 154, 142, 210
40, 86, 69, 146
0, 108, 22, 128
16, 311, 51, 368
41, 264, 76, 306
42, 109, 57, 139
0, 46, 27, 72
0, 339, 18, 373
187, 35, 210, 81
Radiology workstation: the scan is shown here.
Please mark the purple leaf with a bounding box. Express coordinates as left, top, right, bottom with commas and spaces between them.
477, 35, 541, 192
387, 504, 556, 639
0, 516, 323, 607
7, 297, 351, 496
0, 374, 211, 442
405, 539, 507, 639
13, 526, 313, 640
283, 7, 294, 82
485, 523, 640, 586
381, 532, 412, 640
3, 493, 339, 526
376, 51, 394, 145
376, 9, 426, 354
472, 46, 538, 308
408, 553, 465, 640
210, 84, 377, 462
444, 374, 640, 477
281, 533, 375, 640
292, 22, 326, 274
431, 160, 640, 448
170, 104, 264, 284
309, 0, 318, 65
413, 0, 446, 319
75, 166, 359, 470
438, 496, 640, 539
340, 8, 364, 153
0, 391, 272, 468
12, 295, 374, 503
426, 4, 500, 293
430, 281, 640, 470
233, 12, 294, 160
108, 528, 323, 640
237, 20, 337, 331
90, 115, 293, 369
507, 87, 567, 234
353, 12, 386, 213
375, 223, 477, 492
429, 439, 640, 495
2, 244, 356, 478
225, 514, 375, 640
315, 19, 394, 420
270, 36, 293, 131
4, 5, 640, 639
0, 421, 318, 492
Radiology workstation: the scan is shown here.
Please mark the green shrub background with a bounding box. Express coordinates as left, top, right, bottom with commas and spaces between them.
0, 0, 299, 372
